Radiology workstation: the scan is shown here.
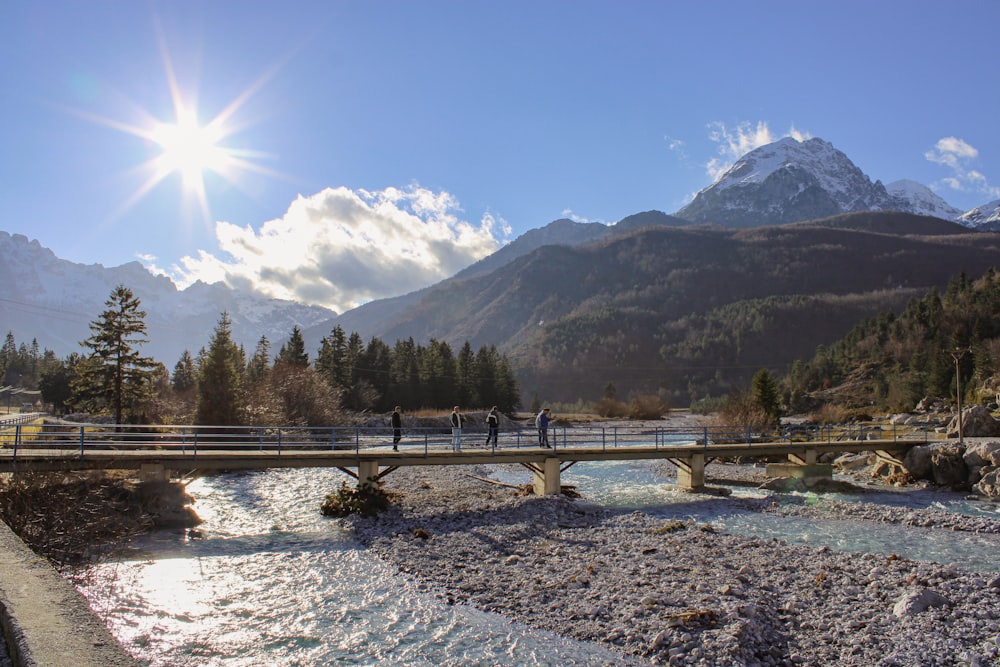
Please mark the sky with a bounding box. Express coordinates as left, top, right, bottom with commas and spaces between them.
2, 1, 999, 315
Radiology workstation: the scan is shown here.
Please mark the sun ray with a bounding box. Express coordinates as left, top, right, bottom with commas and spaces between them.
66, 22, 297, 229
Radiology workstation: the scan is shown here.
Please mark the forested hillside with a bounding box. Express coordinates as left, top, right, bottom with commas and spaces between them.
504, 214, 1000, 405
785, 270, 1000, 413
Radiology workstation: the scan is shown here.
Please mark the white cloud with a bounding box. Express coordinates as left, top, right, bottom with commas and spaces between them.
704, 121, 812, 181
166, 185, 506, 313
560, 209, 603, 224
925, 137, 1000, 199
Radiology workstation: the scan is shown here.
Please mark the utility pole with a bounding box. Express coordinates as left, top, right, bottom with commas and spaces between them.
952, 347, 970, 446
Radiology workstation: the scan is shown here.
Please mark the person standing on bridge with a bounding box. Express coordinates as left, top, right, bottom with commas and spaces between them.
391, 406, 403, 451
485, 406, 500, 447
451, 406, 465, 451
536, 407, 552, 448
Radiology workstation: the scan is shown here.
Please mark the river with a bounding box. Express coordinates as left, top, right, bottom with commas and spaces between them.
72, 459, 1000, 666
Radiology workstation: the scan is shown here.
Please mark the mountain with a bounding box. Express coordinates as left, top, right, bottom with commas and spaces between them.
316, 211, 1000, 404
674, 137, 973, 228
960, 199, 1000, 231
0, 232, 336, 365
311, 212, 691, 346
884, 179, 963, 221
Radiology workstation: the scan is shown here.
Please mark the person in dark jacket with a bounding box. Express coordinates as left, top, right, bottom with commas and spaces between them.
391, 406, 402, 451
485, 406, 500, 447
535, 407, 551, 448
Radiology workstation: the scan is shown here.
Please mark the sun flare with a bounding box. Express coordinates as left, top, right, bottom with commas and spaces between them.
75, 27, 284, 227
151, 111, 227, 189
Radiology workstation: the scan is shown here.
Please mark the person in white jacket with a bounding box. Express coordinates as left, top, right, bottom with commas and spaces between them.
450, 406, 465, 451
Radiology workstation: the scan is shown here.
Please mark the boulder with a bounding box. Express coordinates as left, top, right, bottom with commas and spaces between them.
946, 404, 1000, 438
964, 441, 1000, 468
833, 453, 871, 472
930, 445, 968, 487
974, 469, 1000, 498
892, 589, 952, 617
900, 444, 934, 480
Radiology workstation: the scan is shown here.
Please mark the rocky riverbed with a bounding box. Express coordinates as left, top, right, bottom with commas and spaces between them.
347, 464, 1000, 666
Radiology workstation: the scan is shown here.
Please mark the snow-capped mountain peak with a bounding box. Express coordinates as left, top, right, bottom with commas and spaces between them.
675, 137, 894, 227
674, 136, 980, 228
885, 180, 963, 222
959, 199, 1000, 231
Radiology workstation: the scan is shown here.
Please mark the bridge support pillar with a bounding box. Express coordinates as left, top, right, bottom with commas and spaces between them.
675, 454, 705, 490
788, 449, 817, 465
533, 457, 561, 496
358, 460, 379, 490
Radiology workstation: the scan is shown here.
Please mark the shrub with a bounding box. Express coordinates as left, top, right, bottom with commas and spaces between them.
594, 397, 629, 418
320, 482, 393, 517
810, 403, 851, 424
629, 394, 667, 420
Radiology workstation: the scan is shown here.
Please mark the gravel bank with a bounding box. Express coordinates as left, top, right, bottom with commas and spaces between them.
348, 464, 1000, 666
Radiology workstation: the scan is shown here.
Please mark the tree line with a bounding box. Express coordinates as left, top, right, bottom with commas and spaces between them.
9, 285, 520, 425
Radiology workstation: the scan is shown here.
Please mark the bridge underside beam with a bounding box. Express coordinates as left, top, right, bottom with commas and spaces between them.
788, 449, 817, 466
875, 450, 905, 467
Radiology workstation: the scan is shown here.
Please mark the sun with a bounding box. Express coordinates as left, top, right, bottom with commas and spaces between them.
150, 109, 227, 191
74, 27, 283, 226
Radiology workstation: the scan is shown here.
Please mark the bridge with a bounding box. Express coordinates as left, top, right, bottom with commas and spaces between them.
0, 420, 929, 493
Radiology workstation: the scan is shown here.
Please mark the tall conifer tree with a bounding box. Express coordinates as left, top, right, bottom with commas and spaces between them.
73, 285, 157, 423
195, 313, 244, 426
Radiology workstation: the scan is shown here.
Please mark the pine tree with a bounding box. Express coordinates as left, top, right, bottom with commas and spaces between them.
246, 336, 271, 388
316, 325, 349, 392
73, 285, 158, 423
276, 326, 309, 366
172, 350, 198, 393
455, 341, 476, 407
1, 332, 17, 385
751, 368, 781, 425
39, 353, 77, 415
360, 337, 392, 411
195, 312, 244, 426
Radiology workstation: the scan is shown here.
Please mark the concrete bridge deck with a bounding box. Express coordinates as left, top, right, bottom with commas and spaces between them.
1, 422, 926, 493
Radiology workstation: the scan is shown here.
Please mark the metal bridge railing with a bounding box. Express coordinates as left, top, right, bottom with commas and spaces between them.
0, 420, 938, 465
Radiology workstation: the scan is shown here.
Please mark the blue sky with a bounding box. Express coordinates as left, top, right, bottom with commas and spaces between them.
2, 1, 998, 314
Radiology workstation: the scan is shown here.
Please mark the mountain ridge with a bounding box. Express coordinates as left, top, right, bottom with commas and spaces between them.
0, 231, 336, 366
5, 136, 999, 403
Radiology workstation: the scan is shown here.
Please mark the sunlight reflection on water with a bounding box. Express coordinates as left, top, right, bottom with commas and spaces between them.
77, 469, 648, 667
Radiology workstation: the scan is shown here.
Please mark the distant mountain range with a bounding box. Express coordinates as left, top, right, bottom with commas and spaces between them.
5, 136, 1000, 404
0, 232, 335, 365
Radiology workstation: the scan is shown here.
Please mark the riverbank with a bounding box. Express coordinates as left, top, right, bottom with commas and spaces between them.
0, 472, 198, 666
0, 519, 136, 667
348, 463, 1000, 666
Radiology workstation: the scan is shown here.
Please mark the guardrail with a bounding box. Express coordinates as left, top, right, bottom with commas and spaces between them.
0, 413, 42, 427
0, 420, 936, 463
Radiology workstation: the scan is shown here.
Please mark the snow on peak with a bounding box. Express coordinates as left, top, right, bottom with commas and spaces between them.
960, 199, 1000, 229
714, 137, 867, 202
885, 180, 963, 221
